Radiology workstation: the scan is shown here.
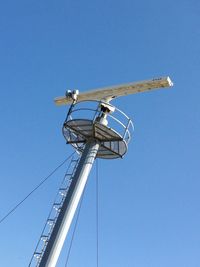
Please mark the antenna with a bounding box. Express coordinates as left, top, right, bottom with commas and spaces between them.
30, 76, 173, 267
54, 77, 173, 105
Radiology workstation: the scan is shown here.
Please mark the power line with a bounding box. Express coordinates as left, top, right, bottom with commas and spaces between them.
64, 160, 100, 267
64, 187, 86, 267
96, 160, 99, 267
0, 151, 76, 225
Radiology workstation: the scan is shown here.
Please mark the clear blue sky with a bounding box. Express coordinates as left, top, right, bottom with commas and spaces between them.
0, 0, 200, 266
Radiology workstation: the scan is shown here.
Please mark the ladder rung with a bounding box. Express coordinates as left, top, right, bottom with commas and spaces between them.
41, 235, 49, 242
59, 190, 67, 196
53, 205, 61, 211
47, 219, 55, 226
59, 187, 67, 191
71, 159, 78, 163
34, 252, 42, 259
54, 202, 61, 206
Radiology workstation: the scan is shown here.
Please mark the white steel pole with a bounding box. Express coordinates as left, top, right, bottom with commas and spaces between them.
39, 139, 100, 267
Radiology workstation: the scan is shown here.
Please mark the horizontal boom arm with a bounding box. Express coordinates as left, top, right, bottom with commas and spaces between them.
54, 76, 173, 106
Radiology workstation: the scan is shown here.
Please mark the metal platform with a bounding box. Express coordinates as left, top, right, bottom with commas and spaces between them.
62, 101, 134, 159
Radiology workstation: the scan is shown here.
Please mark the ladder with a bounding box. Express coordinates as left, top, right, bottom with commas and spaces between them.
29, 154, 80, 267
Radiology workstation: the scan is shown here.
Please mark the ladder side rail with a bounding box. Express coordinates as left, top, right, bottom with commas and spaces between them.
38, 140, 100, 267
29, 155, 80, 267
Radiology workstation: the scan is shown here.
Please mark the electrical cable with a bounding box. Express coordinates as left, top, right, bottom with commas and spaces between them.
64, 186, 86, 267
96, 159, 99, 267
64, 159, 99, 267
0, 151, 76, 225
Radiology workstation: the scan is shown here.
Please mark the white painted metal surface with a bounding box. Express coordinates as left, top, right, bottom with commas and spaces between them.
54, 77, 173, 106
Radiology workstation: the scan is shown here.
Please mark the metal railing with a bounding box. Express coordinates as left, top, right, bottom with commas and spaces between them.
65, 100, 134, 145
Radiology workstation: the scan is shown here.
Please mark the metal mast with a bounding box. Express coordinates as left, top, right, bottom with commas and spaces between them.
30, 77, 173, 267
39, 140, 100, 267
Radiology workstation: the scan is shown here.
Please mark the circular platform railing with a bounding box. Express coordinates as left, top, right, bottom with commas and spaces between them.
62, 100, 134, 159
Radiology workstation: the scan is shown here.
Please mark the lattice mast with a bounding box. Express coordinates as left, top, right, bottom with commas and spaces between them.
33, 77, 173, 267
